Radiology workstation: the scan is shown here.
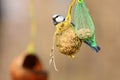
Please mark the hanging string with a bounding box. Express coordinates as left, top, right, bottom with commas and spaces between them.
65, 0, 77, 22
27, 0, 37, 54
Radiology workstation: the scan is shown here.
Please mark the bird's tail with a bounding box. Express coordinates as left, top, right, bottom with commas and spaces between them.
84, 41, 101, 52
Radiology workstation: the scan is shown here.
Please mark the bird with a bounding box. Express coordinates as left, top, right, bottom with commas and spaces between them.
53, 14, 100, 53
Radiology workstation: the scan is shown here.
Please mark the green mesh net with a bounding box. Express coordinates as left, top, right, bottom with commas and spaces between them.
74, 0, 95, 40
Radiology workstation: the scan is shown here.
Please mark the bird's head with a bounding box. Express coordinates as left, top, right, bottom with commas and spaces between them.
52, 14, 65, 25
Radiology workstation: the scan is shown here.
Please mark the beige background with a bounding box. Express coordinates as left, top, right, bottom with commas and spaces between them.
1, 0, 120, 80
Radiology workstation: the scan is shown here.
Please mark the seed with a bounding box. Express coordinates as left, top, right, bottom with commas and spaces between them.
55, 26, 82, 57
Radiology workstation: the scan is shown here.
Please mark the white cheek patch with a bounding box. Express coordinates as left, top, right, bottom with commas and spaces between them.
56, 16, 64, 22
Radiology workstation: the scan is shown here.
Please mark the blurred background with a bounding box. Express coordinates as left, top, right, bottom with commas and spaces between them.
1, 0, 120, 80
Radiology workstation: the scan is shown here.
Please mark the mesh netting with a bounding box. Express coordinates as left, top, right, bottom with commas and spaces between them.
74, 1, 95, 40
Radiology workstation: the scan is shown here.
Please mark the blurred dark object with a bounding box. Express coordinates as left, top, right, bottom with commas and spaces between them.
10, 51, 48, 80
